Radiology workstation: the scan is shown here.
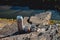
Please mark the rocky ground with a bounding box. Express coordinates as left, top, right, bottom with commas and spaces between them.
0, 11, 60, 40
0, 24, 60, 40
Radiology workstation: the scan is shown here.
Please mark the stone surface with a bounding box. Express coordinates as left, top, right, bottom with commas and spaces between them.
23, 17, 29, 25
0, 24, 59, 40
30, 11, 51, 25
0, 22, 18, 38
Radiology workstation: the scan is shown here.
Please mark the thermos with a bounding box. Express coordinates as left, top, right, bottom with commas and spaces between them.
17, 16, 23, 32
17, 16, 31, 33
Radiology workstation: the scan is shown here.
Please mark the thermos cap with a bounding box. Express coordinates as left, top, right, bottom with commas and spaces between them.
17, 16, 23, 20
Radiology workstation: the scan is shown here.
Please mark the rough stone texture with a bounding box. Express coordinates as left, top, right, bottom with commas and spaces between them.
0, 11, 60, 40
0, 33, 32, 40
38, 35, 47, 40
30, 12, 51, 25
23, 17, 29, 25
30, 16, 42, 24
0, 24, 59, 40
0, 22, 18, 38
0, 32, 39, 40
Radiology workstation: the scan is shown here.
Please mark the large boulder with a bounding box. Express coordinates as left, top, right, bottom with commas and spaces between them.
30, 12, 51, 25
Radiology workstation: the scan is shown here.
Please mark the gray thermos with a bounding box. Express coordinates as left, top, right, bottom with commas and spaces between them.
17, 16, 23, 32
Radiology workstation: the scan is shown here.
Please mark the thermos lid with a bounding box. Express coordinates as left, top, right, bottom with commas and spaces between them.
17, 15, 23, 20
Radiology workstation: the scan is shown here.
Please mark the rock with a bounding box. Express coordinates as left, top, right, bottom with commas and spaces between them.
0, 24, 59, 40
0, 22, 18, 38
30, 24, 37, 32
39, 36, 47, 40
30, 16, 42, 24
37, 28, 45, 33
0, 32, 38, 40
30, 11, 51, 25
23, 17, 29, 25
24, 24, 31, 32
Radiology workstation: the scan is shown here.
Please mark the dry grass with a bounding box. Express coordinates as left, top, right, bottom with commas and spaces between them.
48, 20, 60, 25
0, 18, 16, 28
